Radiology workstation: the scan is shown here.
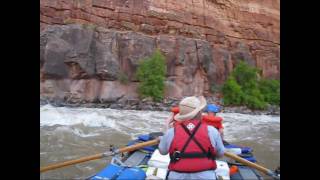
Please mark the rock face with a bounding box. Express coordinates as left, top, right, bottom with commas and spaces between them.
40, 25, 213, 101
40, 0, 280, 103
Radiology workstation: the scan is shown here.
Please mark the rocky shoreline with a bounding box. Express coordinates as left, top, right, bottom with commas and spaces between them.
40, 97, 280, 116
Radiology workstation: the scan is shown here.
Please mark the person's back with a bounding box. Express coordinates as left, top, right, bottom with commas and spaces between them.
202, 104, 224, 139
202, 112, 223, 129
159, 96, 225, 180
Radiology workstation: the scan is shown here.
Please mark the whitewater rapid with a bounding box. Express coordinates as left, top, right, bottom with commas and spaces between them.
40, 104, 279, 141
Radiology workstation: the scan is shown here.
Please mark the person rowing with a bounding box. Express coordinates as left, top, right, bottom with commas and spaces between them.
159, 96, 225, 179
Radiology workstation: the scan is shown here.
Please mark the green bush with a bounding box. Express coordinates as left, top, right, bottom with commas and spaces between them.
222, 76, 244, 105
222, 60, 279, 110
232, 61, 260, 87
244, 95, 267, 109
259, 79, 280, 105
243, 88, 267, 109
136, 49, 167, 102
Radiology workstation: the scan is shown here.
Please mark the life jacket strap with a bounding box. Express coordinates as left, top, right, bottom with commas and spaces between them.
170, 151, 216, 162
170, 121, 216, 163
180, 122, 207, 154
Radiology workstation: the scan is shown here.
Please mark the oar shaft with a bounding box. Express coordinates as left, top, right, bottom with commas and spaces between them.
40, 153, 103, 173
118, 139, 159, 153
40, 139, 160, 173
224, 152, 271, 175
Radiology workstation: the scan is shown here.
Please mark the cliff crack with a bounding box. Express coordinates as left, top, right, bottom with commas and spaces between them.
224, 34, 280, 45
42, 5, 71, 11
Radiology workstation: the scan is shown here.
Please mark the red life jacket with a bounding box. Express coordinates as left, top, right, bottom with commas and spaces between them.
171, 107, 180, 114
202, 114, 223, 130
168, 119, 217, 172
170, 107, 180, 127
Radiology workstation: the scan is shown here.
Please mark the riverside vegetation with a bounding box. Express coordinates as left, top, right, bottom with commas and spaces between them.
136, 49, 167, 102
222, 61, 280, 110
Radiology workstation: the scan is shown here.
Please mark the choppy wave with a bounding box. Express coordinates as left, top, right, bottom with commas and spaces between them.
40, 104, 168, 138
55, 126, 101, 138
40, 104, 279, 140
220, 113, 280, 142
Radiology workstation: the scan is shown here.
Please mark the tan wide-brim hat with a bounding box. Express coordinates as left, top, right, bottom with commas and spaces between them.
174, 96, 207, 121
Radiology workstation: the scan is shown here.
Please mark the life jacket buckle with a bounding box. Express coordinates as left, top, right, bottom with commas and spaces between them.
172, 151, 181, 161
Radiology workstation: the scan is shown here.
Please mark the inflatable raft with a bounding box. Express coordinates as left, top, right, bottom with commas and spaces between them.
88, 132, 264, 180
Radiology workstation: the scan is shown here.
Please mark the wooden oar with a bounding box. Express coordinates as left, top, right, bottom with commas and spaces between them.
40, 139, 160, 173
224, 151, 280, 179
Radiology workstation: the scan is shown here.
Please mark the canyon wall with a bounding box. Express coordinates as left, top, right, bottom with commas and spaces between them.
40, 0, 280, 102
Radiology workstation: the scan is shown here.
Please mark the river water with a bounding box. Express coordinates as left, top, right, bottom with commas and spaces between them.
40, 104, 280, 179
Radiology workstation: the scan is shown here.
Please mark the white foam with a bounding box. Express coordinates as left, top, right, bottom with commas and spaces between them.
41, 106, 116, 128
217, 113, 280, 142
71, 128, 100, 138
40, 105, 169, 138
40, 106, 279, 140
54, 126, 100, 138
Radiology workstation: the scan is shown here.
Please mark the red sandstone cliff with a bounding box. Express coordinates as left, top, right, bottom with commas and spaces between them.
40, 0, 279, 103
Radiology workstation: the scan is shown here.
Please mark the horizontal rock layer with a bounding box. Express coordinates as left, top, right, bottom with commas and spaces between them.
40, 0, 280, 79
40, 0, 280, 102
